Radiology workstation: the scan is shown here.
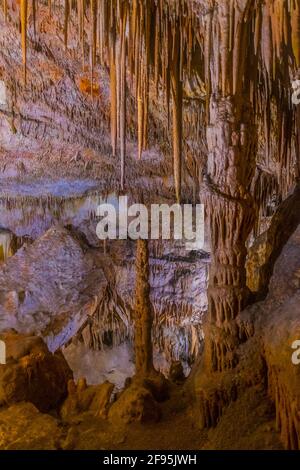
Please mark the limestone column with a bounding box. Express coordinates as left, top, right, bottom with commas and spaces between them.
202, 98, 256, 371
134, 239, 155, 376
202, 0, 257, 372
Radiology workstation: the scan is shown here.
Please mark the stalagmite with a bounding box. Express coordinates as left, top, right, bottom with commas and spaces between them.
202, 0, 256, 372
134, 239, 155, 376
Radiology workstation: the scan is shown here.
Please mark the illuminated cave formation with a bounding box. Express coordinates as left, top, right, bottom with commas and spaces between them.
0, 0, 300, 450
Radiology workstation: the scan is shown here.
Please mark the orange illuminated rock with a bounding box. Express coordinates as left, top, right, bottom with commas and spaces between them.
0, 331, 72, 412
60, 377, 114, 421
78, 77, 100, 97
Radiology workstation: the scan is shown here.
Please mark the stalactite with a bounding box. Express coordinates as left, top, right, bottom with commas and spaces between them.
90, 0, 97, 98
64, 0, 70, 50
137, 69, 144, 160
20, 0, 28, 84
171, 25, 183, 204
119, 1, 127, 190
2, 0, 300, 383
3, 0, 7, 22
291, 0, 300, 68
32, 0, 36, 37
110, 29, 117, 157
80, 0, 85, 67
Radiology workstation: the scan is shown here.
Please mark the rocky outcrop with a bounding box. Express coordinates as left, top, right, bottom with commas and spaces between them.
108, 384, 160, 424
61, 377, 114, 421
264, 299, 300, 450
0, 225, 107, 350
0, 402, 63, 450
194, 224, 300, 450
0, 331, 72, 412
247, 183, 300, 297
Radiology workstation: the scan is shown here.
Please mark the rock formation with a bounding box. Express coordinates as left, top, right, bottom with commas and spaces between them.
0, 331, 72, 411
134, 239, 155, 377
0, 0, 300, 451
61, 377, 114, 421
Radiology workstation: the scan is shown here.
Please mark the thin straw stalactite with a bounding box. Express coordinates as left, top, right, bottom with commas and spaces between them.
110, 28, 118, 157
3, 0, 7, 22
20, 0, 28, 84
171, 24, 183, 204
119, 1, 127, 191
64, 0, 70, 50
90, 0, 97, 98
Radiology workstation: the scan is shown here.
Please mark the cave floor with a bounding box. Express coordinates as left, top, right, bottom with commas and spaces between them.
69, 384, 282, 451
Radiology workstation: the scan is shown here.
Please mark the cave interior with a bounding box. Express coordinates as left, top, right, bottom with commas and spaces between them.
0, 0, 300, 451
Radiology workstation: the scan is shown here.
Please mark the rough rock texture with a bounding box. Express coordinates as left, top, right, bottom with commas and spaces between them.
0, 402, 63, 450
193, 224, 300, 449
0, 331, 72, 411
259, 226, 300, 449
203, 387, 283, 450
264, 297, 300, 449
202, 96, 256, 372
0, 225, 107, 351
61, 377, 114, 421
108, 384, 161, 424
247, 184, 300, 296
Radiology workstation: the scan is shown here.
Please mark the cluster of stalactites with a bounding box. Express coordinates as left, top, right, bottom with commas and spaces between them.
1, 0, 300, 204
204, 0, 299, 95
1, 0, 203, 202
100, 0, 202, 200
204, 0, 300, 203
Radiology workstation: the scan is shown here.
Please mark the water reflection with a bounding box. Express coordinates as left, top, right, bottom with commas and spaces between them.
0, 180, 118, 240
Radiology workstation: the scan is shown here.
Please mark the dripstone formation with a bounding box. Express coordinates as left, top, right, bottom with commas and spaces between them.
0, 0, 300, 450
